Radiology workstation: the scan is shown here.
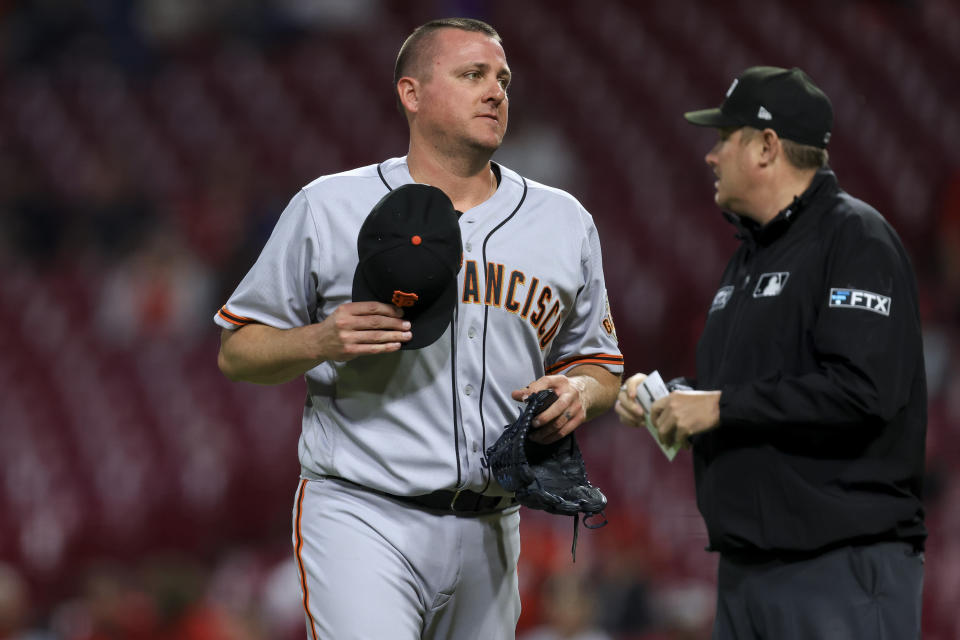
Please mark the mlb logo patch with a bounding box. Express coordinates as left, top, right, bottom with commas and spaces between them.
753, 272, 789, 297
829, 288, 891, 316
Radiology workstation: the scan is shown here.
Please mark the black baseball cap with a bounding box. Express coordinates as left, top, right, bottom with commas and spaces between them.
352, 183, 462, 350
684, 66, 833, 148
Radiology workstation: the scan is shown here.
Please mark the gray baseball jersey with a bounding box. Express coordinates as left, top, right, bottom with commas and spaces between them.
214, 156, 623, 497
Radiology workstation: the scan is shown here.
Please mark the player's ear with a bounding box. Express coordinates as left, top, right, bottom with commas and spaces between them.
397, 77, 420, 114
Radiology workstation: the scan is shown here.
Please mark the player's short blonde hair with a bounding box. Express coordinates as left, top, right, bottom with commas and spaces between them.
393, 18, 502, 113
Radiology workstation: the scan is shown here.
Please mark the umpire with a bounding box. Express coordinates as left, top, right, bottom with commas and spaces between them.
616, 66, 926, 639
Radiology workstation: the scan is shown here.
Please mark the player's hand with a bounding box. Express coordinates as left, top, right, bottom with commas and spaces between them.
614, 372, 648, 428
315, 301, 412, 361
650, 390, 721, 449
511, 375, 586, 444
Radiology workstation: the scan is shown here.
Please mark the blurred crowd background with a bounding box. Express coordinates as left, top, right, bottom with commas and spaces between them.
0, 0, 958, 638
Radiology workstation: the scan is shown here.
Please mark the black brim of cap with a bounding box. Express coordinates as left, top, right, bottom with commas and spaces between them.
351, 267, 457, 350
683, 108, 742, 128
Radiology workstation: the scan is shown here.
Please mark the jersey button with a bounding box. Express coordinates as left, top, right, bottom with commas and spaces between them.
468, 327, 477, 339
465, 242, 473, 252
464, 384, 474, 396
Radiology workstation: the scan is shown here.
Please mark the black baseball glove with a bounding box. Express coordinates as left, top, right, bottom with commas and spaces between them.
485, 389, 607, 558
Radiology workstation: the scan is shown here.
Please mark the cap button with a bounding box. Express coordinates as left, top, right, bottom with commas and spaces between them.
411, 235, 422, 246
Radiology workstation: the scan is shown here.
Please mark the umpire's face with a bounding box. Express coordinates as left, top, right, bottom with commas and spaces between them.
705, 126, 758, 217
409, 28, 511, 155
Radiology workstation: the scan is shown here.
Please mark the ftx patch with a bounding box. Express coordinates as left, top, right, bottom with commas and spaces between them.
829, 288, 891, 316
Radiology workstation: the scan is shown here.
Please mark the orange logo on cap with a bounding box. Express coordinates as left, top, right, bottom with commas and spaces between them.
392, 290, 419, 307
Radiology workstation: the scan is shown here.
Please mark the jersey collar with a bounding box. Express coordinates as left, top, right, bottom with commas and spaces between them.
380, 157, 509, 215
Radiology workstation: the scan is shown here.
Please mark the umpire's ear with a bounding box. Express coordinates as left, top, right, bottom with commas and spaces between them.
756, 128, 783, 169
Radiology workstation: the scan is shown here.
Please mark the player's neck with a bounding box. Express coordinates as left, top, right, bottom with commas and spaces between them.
406, 146, 498, 212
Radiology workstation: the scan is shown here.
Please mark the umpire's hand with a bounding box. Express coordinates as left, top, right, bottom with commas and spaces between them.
614, 372, 648, 427
650, 390, 722, 448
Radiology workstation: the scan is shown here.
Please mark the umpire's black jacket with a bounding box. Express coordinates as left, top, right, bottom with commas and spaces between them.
691, 167, 927, 557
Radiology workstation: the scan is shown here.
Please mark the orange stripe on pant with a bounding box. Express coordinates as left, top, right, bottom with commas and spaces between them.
295, 479, 320, 640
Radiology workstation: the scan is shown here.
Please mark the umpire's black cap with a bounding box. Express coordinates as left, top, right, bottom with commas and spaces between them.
352, 183, 462, 350
684, 66, 833, 148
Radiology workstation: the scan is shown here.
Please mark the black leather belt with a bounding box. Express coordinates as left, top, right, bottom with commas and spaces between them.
325, 476, 515, 514
393, 489, 517, 514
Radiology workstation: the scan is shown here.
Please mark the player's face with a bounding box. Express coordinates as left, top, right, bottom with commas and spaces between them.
415, 29, 511, 154
705, 127, 756, 214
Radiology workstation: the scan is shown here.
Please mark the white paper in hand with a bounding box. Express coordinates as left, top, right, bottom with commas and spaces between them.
636, 371, 681, 461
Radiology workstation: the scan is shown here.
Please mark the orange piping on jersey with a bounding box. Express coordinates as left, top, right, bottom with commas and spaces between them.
294, 479, 320, 640
217, 306, 254, 326
545, 354, 624, 375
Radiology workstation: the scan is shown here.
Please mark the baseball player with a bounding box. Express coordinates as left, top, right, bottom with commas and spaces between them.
215, 18, 622, 640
